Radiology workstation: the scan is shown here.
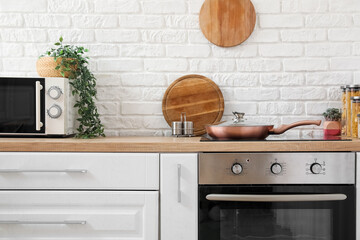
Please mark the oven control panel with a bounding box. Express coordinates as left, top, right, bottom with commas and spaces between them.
199, 153, 355, 185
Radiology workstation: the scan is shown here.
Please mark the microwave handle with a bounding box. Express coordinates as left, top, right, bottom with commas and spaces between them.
35, 81, 43, 131
206, 194, 347, 202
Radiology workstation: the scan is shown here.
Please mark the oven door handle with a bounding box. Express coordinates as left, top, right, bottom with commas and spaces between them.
206, 194, 347, 202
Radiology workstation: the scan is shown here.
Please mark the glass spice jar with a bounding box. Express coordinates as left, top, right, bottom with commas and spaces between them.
358, 114, 360, 138
346, 85, 360, 136
346, 86, 352, 136
351, 96, 360, 138
341, 86, 347, 136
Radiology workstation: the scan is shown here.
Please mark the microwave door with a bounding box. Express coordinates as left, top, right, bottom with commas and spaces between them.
0, 78, 45, 134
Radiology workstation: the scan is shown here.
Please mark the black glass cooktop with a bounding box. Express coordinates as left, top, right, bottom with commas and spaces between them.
200, 135, 352, 142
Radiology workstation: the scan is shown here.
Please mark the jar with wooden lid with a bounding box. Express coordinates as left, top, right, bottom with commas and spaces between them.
351, 96, 360, 137
341, 86, 347, 136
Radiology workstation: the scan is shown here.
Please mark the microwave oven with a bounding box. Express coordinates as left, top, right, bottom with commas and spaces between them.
0, 77, 76, 136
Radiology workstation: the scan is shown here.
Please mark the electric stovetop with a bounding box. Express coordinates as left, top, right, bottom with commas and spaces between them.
200, 135, 352, 142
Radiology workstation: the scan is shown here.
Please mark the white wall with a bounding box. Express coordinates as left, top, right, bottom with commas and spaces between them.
0, 0, 359, 136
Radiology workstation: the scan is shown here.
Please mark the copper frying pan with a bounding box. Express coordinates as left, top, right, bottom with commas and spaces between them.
205, 113, 322, 140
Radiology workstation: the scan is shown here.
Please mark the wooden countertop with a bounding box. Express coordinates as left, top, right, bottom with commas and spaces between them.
0, 136, 359, 152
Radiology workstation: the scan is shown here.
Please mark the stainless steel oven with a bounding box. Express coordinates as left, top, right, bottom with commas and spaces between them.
0, 77, 75, 136
199, 153, 356, 240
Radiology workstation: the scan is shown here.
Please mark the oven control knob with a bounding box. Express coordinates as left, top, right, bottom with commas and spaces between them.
271, 163, 282, 175
311, 163, 323, 174
48, 86, 62, 99
47, 104, 62, 119
231, 163, 243, 175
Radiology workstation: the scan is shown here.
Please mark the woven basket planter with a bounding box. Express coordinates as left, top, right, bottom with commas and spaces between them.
36, 57, 76, 78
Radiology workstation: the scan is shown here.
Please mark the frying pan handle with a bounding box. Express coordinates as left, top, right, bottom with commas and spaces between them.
270, 120, 322, 135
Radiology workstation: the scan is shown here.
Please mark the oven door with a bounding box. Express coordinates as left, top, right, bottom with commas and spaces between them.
0, 78, 45, 134
199, 185, 355, 240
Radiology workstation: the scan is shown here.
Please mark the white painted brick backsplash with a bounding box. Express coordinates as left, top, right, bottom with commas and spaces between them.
251, 0, 281, 13
305, 14, 352, 27
0, 44, 23, 57
305, 43, 351, 57
120, 16, 164, 29
237, 59, 282, 72
282, 0, 328, 13
354, 15, 360, 26
122, 102, 162, 115
329, 0, 360, 12
98, 59, 143, 72
167, 45, 210, 57
24, 14, 71, 28
190, 59, 236, 72
0, 0, 47, 12
331, 57, 360, 70
281, 88, 327, 100
212, 44, 257, 58
1, 29, 47, 42
234, 88, 280, 101
281, 29, 327, 42
121, 73, 167, 86
224, 102, 257, 115
143, 1, 187, 14
306, 72, 353, 85
260, 73, 305, 86
259, 102, 304, 115
96, 30, 139, 43
0, 0, 359, 136
259, 44, 303, 57
259, 15, 303, 28
72, 15, 117, 29
94, 0, 139, 13
142, 30, 187, 43
247, 30, 280, 43
48, 0, 93, 13
48, 29, 94, 43
122, 44, 165, 57
283, 58, 328, 71
165, 15, 199, 29
145, 59, 188, 72
306, 102, 342, 115
329, 29, 360, 41
0, 14, 23, 27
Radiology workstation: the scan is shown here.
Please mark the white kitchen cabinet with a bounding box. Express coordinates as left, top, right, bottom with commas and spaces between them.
0, 152, 159, 240
0, 191, 158, 240
0, 152, 159, 190
160, 153, 198, 240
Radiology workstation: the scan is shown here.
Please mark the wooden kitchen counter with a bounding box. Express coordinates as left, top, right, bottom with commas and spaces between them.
0, 136, 360, 152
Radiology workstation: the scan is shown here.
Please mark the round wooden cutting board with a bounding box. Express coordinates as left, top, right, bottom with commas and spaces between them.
199, 0, 256, 47
162, 75, 224, 136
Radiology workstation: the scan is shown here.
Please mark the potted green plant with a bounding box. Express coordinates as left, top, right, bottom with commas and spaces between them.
37, 37, 105, 138
322, 108, 341, 136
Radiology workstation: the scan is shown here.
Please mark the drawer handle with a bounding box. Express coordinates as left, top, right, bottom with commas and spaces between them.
0, 220, 86, 225
0, 169, 88, 173
177, 164, 181, 203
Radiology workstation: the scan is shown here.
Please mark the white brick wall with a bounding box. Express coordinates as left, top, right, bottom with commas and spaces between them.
0, 0, 359, 136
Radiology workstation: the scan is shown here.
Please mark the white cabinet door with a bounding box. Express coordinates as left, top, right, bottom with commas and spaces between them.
0, 191, 158, 240
160, 153, 198, 240
0, 153, 159, 190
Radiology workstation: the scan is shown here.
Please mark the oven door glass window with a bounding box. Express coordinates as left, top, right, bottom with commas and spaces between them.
199, 186, 355, 240
0, 78, 45, 133
219, 208, 331, 240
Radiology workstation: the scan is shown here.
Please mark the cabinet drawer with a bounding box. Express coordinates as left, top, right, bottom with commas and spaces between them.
0, 153, 159, 190
0, 191, 158, 240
